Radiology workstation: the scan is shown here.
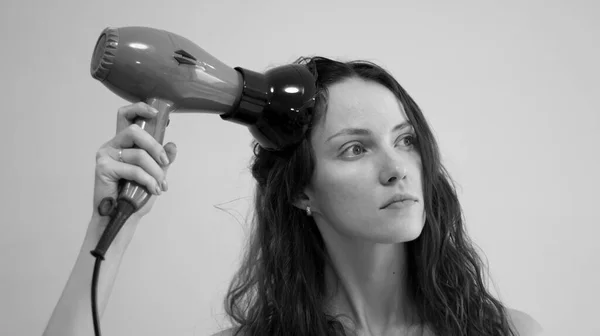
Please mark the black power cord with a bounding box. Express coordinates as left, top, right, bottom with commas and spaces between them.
89, 197, 138, 336
92, 257, 103, 336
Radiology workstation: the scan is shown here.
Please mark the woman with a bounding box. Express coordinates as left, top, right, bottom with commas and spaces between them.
43, 57, 542, 336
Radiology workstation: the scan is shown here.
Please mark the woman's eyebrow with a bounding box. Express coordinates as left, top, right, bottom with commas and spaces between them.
326, 121, 413, 143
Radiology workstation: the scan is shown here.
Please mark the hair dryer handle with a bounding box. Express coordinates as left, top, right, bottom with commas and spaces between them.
92, 98, 174, 259
119, 98, 175, 210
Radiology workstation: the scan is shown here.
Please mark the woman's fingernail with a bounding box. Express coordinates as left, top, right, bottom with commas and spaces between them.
160, 152, 170, 165
155, 184, 162, 195
162, 179, 168, 191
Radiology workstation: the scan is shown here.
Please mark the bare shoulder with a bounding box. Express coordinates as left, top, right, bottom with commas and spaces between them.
210, 327, 245, 336
506, 308, 544, 335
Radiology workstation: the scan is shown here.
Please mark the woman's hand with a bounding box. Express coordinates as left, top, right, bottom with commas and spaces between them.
92, 102, 177, 222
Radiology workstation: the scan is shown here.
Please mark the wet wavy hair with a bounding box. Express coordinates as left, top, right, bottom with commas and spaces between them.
223, 56, 517, 336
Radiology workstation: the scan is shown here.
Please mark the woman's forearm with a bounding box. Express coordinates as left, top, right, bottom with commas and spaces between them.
42, 215, 139, 336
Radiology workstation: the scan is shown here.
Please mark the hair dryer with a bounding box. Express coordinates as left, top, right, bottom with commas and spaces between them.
88, 26, 316, 260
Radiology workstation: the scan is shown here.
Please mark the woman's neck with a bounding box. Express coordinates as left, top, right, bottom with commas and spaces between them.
320, 234, 418, 335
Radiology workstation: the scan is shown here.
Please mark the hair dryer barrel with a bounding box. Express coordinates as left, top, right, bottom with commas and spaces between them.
90, 26, 243, 114
90, 26, 317, 151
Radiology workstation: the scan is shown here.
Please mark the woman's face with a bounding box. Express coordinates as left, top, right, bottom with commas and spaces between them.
302, 77, 425, 243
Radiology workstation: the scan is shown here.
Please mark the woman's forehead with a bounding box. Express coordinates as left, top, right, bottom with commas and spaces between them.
315, 78, 408, 140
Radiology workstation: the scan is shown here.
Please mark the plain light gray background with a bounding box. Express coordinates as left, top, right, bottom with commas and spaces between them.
1, 0, 598, 335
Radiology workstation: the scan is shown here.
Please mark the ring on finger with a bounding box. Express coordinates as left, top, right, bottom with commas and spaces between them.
118, 148, 124, 162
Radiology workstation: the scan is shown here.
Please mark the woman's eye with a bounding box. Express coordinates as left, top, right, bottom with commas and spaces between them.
400, 135, 417, 147
343, 144, 365, 157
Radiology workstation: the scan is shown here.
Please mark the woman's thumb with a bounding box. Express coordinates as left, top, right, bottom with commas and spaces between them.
163, 142, 177, 173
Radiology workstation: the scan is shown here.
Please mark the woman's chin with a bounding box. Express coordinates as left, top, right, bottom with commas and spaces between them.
360, 222, 425, 244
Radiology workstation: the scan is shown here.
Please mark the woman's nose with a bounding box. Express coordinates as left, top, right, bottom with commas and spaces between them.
380, 163, 408, 185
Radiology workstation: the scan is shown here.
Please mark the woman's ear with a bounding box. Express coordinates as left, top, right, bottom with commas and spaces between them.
292, 191, 311, 211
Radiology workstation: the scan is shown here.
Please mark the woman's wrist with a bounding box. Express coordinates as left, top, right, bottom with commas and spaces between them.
85, 213, 141, 258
